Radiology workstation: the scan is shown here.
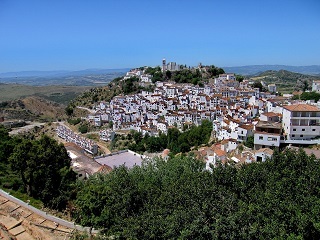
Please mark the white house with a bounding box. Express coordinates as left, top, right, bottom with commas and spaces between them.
312, 80, 320, 93
282, 104, 320, 143
255, 148, 273, 162
254, 121, 282, 150
157, 122, 168, 133
237, 124, 254, 142
260, 112, 280, 122
268, 84, 277, 93
140, 74, 152, 83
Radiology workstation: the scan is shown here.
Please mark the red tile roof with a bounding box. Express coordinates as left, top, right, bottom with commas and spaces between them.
283, 104, 320, 112
262, 112, 278, 117
214, 148, 226, 157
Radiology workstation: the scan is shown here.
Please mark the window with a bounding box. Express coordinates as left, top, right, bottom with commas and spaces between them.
302, 129, 305, 131
313, 129, 316, 131
267, 137, 277, 141
293, 129, 296, 131
259, 136, 263, 140
292, 134, 295, 137
300, 135, 303, 137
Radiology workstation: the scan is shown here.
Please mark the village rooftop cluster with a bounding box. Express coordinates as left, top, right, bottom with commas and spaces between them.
80, 62, 320, 168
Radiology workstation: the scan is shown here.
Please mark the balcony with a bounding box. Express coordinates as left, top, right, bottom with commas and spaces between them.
291, 120, 320, 126
292, 113, 320, 118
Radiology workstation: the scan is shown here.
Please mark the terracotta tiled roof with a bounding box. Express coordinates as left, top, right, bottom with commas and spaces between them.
214, 148, 226, 157
238, 124, 254, 130
283, 104, 320, 112
262, 112, 278, 117
220, 139, 229, 144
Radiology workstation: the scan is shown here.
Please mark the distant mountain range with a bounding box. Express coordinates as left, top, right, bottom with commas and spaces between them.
1, 66, 319, 86
0, 68, 130, 86
223, 65, 320, 76
0, 68, 130, 78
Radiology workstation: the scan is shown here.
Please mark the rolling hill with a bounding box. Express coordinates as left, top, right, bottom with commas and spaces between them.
0, 83, 92, 104
223, 65, 320, 76
0, 96, 67, 121
250, 70, 318, 92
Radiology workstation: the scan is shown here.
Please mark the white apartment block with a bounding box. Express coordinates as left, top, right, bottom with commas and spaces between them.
237, 124, 254, 142
312, 80, 320, 93
282, 104, 320, 143
254, 121, 282, 150
218, 73, 236, 81
268, 84, 277, 93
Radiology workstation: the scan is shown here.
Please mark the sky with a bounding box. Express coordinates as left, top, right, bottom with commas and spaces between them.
0, 0, 319, 72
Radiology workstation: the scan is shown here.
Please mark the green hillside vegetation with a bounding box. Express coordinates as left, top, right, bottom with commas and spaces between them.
70, 77, 144, 108
0, 125, 76, 210
2, 124, 320, 239
152, 65, 225, 85
292, 91, 320, 102
74, 148, 320, 239
110, 120, 213, 154
251, 70, 317, 93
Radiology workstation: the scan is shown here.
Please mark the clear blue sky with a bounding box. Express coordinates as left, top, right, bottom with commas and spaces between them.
0, 0, 319, 72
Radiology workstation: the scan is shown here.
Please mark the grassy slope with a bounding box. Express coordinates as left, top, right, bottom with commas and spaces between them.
1, 96, 68, 121
0, 84, 91, 104
71, 80, 123, 107
250, 70, 318, 93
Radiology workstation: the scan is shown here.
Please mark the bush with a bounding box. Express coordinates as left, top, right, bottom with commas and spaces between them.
68, 118, 81, 125
78, 125, 88, 134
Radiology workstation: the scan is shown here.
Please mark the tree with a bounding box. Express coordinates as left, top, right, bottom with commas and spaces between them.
73, 149, 320, 238
165, 70, 172, 80
292, 91, 320, 102
8, 135, 76, 209
244, 135, 254, 148
207, 65, 225, 78
252, 81, 267, 92
65, 106, 74, 116
152, 71, 164, 83
236, 74, 244, 82
123, 77, 139, 94
302, 80, 310, 91
0, 125, 13, 162
79, 125, 88, 134
108, 120, 113, 129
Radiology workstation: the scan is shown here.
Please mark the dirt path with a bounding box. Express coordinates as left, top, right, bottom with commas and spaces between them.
9, 122, 46, 135
96, 141, 111, 154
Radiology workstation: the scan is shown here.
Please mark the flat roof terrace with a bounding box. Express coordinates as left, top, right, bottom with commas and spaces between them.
256, 121, 282, 129
94, 150, 143, 169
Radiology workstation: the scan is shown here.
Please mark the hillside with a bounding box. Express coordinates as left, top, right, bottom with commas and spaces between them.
71, 65, 226, 108
250, 70, 318, 92
71, 81, 123, 108
0, 96, 67, 121
224, 65, 320, 76
0, 83, 91, 104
